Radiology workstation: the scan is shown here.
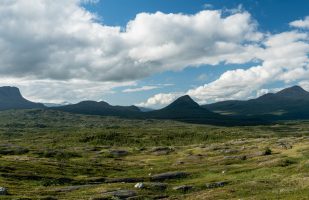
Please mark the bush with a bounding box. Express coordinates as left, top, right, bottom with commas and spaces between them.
264, 147, 272, 155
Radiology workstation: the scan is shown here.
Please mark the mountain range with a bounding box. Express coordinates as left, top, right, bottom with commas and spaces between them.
0, 85, 309, 124
203, 86, 309, 120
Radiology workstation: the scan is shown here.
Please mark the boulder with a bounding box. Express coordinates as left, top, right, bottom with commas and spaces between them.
109, 150, 129, 157
205, 181, 228, 189
104, 190, 137, 199
0, 187, 7, 195
134, 183, 145, 189
151, 147, 174, 155
172, 185, 193, 192
134, 182, 167, 191
105, 177, 144, 183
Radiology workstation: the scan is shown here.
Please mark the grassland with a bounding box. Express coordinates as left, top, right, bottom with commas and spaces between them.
0, 109, 309, 199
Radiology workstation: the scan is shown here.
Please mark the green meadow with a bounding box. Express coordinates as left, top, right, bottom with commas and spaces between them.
1, 109, 309, 199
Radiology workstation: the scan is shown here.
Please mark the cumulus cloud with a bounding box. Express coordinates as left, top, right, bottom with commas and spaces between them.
140, 31, 309, 108
137, 92, 184, 108
0, 0, 262, 82
290, 16, 309, 29
1, 1, 309, 105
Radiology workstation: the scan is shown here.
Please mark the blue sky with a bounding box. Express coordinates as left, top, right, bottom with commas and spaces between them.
85, 0, 308, 32
0, 0, 309, 107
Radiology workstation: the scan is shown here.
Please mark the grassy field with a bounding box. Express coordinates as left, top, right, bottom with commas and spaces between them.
1, 109, 309, 199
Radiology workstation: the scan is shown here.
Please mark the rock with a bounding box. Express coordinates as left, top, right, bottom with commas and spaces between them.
134, 183, 145, 189
221, 149, 239, 154
173, 185, 193, 192
151, 147, 174, 155
109, 150, 129, 157
105, 177, 144, 183
151, 172, 188, 181
103, 190, 137, 199
205, 181, 228, 189
277, 142, 293, 149
134, 182, 167, 191
53, 185, 92, 192
0, 187, 7, 195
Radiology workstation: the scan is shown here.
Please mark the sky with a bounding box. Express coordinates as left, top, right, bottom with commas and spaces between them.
0, 0, 309, 108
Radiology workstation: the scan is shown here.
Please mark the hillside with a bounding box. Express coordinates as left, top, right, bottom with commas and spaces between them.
203, 86, 309, 119
0, 86, 45, 111
0, 109, 309, 199
52, 100, 141, 117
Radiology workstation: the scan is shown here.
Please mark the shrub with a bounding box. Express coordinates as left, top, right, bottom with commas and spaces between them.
264, 147, 272, 155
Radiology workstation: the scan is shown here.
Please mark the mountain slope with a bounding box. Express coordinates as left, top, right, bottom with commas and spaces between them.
203, 86, 309, 119
0, 86, 45, 111
146, 95, 218, 119
144, 95, 264, 125
51, 100, 141, 117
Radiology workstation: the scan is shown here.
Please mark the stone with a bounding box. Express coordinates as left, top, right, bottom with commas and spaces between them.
109, 150, 129, 157
53, 185, 92, 192
205, 181, 228, 189
151, 147, 174, 155
0, 187, 7, 195
105, 177, 144, 183
151, 172, 189, 181
134, 183, 145, 189
104, 190, 137, 199
172, 185, 193, 192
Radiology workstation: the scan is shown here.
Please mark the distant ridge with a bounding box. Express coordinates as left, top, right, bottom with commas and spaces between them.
203, 85, 309, 119
2, 85, 309, 124
0, 86, 45, 111
51, 100, 141, 117
146, 95, 217, 119
142, 95, 264, 125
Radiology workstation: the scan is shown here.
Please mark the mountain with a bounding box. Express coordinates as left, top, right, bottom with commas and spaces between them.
203, 86, 309, 119
144, 95, 252, 125
51, 100, 141, 117
0, 86, 45, 111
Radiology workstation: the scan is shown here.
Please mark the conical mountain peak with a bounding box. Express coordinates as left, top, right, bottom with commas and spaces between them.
166, 95, 200, 109
278, 85, 308, 94
276, 85, 309, 98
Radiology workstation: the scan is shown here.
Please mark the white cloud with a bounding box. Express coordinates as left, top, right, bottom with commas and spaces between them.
123, 86, 160, 93
123, 84, 173, 93
0, 1, 262, 82
1, 1, 309, 106
290, 16, 309, 29
140, 31, 309, 107
137, 92, 184, 108
300, 81, 309, 91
